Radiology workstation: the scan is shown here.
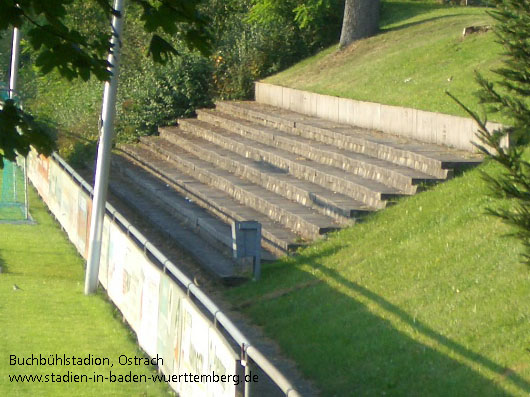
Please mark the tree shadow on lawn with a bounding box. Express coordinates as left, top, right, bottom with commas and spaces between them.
380, 1, 447, 29
246, 245, 528, 396
380, 13, 463, 34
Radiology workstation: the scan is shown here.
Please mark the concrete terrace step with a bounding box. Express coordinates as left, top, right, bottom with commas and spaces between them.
108, 162, 237, 279
215, 101, 483, 178
176, 119, 401, 209
111, 156, 277, 262
116, 145, 303, 256
112, 155, 234, 253
159, 126, 373, 222
140, 136, 340, 240
196, 108, 435, 195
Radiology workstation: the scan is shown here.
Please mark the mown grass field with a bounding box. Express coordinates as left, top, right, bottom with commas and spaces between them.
265, 1, 506, 123
0, 184, 171, 396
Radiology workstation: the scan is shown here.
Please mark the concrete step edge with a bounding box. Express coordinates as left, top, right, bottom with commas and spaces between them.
116, 145, 302, 255
171, 120, 390, 209
159, 130, 370, 223
111, 156, 234, 252
140, 137, 339, 240
197, 109, 421, 194
215, 101, 450, 179
108, 165, 241, 279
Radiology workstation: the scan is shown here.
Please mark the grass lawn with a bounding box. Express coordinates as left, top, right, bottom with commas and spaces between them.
224, 161, 530, 396
264, 1, 507, 123
0, 184, 172, 396
245, 4, 530, 393
0, 204, 26, 222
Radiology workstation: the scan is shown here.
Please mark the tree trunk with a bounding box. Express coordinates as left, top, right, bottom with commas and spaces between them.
339, 0, 380, 50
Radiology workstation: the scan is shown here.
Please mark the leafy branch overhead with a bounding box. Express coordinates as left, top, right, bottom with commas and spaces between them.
0, 0, 212, 167
0, 0, 212, 82
0, 99, 56, 168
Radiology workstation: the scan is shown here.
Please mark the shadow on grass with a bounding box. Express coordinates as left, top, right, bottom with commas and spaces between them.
0, 251, 5, 274
381, 13, 463, 34
380, 1, 447, 29
244, 245, 528, 395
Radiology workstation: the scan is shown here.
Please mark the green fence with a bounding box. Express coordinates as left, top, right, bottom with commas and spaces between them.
0, 159, 28, 221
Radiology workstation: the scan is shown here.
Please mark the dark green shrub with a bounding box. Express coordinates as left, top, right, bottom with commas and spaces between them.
207, 0, 344, 99
116, 53, 214, 141
60, 140, 97, 169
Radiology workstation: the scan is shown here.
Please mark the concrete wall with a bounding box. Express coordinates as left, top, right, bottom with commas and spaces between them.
26, 151, 239, 397
255, 82, 506, 152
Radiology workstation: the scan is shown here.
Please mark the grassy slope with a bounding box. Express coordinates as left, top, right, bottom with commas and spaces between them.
226, 2, 530, 396
264, 1, 505, 123
0, 183, 171, 396
225, 163, 530, 396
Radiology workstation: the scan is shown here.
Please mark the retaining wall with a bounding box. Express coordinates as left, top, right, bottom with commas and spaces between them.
26, 151, 250, 397
255, 82, 506, 152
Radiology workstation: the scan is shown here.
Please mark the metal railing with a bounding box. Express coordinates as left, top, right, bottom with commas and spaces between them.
51, 152, 302, 397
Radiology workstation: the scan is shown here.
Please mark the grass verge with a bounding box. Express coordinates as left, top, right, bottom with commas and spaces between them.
224, 161, 530, 396
264, 1, 506, 123
0, 183, 171, 396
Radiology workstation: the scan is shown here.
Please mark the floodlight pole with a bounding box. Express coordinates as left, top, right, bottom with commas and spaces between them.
85, 0, 125, 294
10, 25, 29, 220
9, 26, 21, 100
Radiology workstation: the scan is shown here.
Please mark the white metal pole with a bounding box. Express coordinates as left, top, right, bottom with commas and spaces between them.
24, 157, 28, 220
85, 0, 125, 294
9, 25, 27, 219
12, 161, 16, 201
9, 27, 21, 100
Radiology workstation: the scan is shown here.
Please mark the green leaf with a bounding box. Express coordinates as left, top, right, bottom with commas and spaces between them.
147, 35, 179, 64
